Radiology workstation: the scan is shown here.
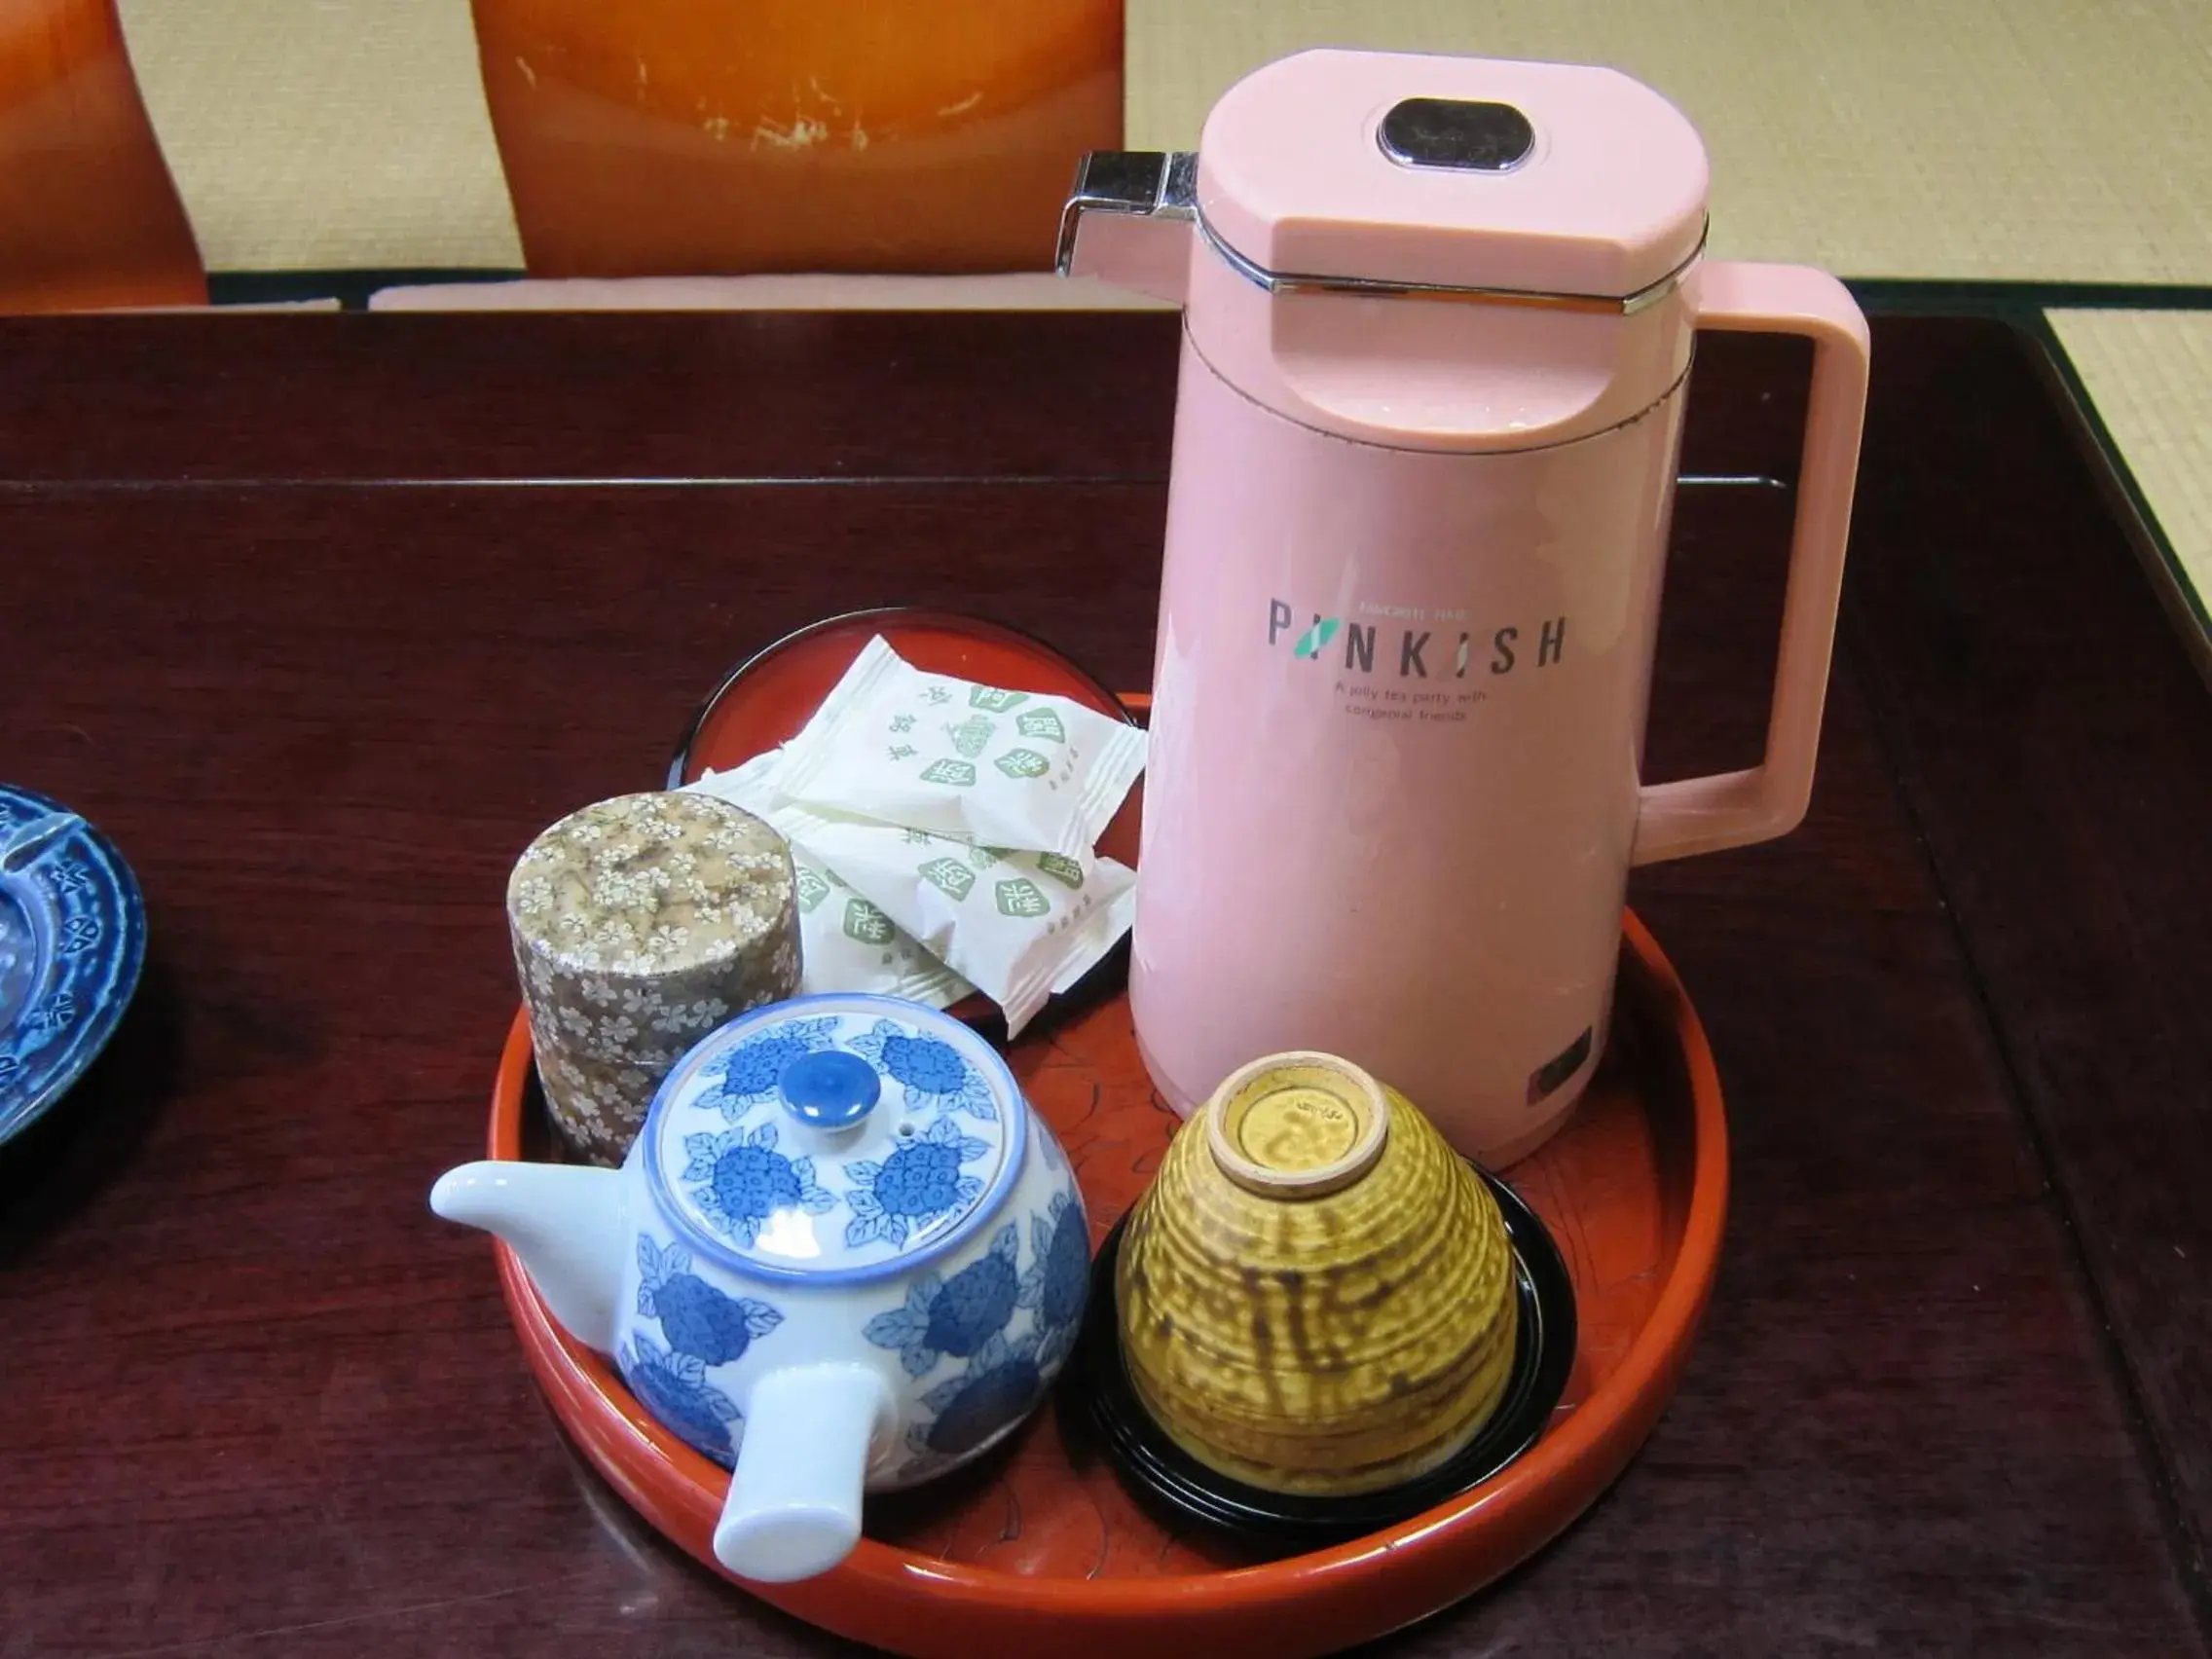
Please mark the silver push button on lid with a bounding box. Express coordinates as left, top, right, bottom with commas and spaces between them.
1378, 97, 1535, 172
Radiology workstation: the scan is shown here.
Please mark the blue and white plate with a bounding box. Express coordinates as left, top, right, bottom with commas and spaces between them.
0, 785, 146, 1145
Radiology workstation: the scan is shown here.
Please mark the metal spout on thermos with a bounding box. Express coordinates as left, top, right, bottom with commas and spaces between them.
1054, 150, 1198, 303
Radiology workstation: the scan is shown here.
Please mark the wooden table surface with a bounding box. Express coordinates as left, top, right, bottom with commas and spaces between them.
3, 311, 2209, 1658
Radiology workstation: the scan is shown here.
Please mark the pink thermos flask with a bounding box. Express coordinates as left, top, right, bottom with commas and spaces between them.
1058, 51, 1869, 1163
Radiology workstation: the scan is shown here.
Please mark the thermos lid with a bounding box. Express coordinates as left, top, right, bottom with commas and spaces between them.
1197, 50, 1710, 308
642, 993, 1025, 1283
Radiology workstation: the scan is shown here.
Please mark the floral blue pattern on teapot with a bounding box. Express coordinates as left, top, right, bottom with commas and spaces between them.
430, 993, 1088, 1584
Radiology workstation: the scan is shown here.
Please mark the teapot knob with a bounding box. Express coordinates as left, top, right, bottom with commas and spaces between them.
777, 1050, 882, 1131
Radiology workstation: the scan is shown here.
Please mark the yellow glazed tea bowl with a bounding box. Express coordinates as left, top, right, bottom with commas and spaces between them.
1115, 1051, 1519, 1497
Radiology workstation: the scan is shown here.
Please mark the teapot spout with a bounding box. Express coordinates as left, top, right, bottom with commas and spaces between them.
1054, 150, 1196, 303
429, 1161, 627, 1354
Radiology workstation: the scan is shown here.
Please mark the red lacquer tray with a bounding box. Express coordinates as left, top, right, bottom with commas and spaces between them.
483, 910, 1727, 1658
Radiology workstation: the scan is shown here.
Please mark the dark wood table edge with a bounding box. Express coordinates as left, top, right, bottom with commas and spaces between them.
1837, 312, 2212, 1639
1845, 643, 2212, 1639
1850, 280, 2212, 685
2016, 316, 2212, 691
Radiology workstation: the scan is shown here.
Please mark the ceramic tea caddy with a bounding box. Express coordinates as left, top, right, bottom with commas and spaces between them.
431, 993, 1088, 1583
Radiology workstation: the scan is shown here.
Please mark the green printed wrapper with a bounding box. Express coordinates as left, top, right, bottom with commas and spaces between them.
685, 757, 974, 1012
762, 802, 1136, 1038
772, 635, 1146, 861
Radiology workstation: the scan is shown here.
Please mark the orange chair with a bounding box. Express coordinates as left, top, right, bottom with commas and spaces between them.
469, 0, 1122, 276
0, 0, 203, 313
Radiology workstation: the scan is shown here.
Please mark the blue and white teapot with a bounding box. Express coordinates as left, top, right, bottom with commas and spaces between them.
430, 994, 1089, 1582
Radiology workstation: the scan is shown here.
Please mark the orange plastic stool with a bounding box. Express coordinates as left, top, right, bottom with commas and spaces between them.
471, 0, 1124, 276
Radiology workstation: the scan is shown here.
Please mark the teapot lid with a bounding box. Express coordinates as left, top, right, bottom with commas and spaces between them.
642, 994, 1024, 1285
1196, 50, 1709, 306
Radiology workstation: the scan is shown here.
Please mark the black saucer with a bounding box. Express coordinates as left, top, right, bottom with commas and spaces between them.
1072, 1162, 1577, 1551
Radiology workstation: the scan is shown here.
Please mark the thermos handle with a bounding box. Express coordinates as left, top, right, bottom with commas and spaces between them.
1632, 263, 1871, 866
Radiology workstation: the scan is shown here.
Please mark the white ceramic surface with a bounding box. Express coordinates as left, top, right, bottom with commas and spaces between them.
431, 993, 1088, 1583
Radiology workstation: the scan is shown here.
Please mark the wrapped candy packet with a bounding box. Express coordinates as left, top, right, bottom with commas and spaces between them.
768, 802, 1135, 1037
773, 636, 1146, 861
694, 747, 1132, 1036
684, 761, 974, 1012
